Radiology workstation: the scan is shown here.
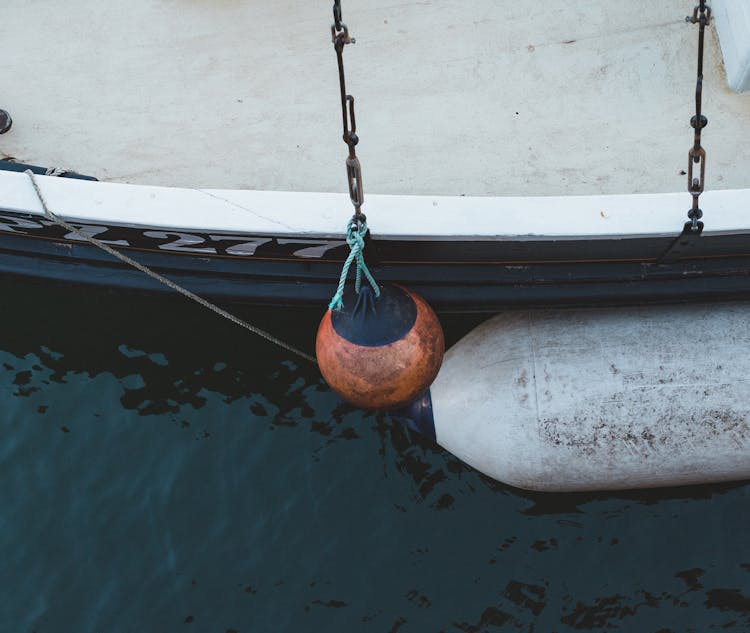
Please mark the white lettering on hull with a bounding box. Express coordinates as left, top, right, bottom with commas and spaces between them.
0, 213, 346, 260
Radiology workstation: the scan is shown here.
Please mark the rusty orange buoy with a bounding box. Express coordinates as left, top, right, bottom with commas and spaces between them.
316, 284, 444, 409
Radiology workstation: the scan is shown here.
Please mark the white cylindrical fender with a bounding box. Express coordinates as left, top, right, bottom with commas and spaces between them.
430, 302, 750, 492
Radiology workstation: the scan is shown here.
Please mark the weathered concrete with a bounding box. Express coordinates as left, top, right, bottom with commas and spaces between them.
714, 0, 750, 92
0, 1, 748, 196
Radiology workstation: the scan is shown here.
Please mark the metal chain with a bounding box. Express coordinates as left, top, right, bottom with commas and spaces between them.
25, 170, 318, 365
685, 1, 711, 233
331, 0, 366, 227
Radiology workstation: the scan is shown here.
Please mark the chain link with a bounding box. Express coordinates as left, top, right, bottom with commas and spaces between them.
332, 0, 344, 35
685, 1, 711, 232
331, 1, 364, 218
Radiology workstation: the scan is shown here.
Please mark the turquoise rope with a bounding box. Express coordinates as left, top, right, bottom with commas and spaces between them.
328, 219, 380, 310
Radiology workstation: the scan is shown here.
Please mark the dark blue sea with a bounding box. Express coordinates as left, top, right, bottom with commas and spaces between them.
2, 279, 749, 633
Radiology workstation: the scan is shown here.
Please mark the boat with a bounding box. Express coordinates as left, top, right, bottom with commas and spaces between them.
0, 0, 748, 312
1, 0, 749, 491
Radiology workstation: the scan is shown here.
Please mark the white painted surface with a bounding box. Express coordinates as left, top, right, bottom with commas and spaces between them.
3, 170, 750, 240
714, 0, 750, 92
0, 1, 748, 198
431, 303, 750, 491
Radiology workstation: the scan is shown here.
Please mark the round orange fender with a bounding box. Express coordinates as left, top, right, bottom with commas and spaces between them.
316, 285, 444, 409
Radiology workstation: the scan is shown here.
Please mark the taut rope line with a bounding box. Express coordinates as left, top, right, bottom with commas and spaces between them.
25, 170, 318, 365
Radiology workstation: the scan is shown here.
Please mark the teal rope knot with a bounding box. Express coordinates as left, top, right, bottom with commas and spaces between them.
328, 218, 381, 311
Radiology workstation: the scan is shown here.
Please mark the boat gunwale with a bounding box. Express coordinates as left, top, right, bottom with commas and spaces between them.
2, 170, 750, 242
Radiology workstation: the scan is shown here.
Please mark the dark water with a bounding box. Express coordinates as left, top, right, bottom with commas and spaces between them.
1, 279, 749, 633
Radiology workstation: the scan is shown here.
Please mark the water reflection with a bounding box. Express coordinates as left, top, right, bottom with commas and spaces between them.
0, 279, 749, 632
